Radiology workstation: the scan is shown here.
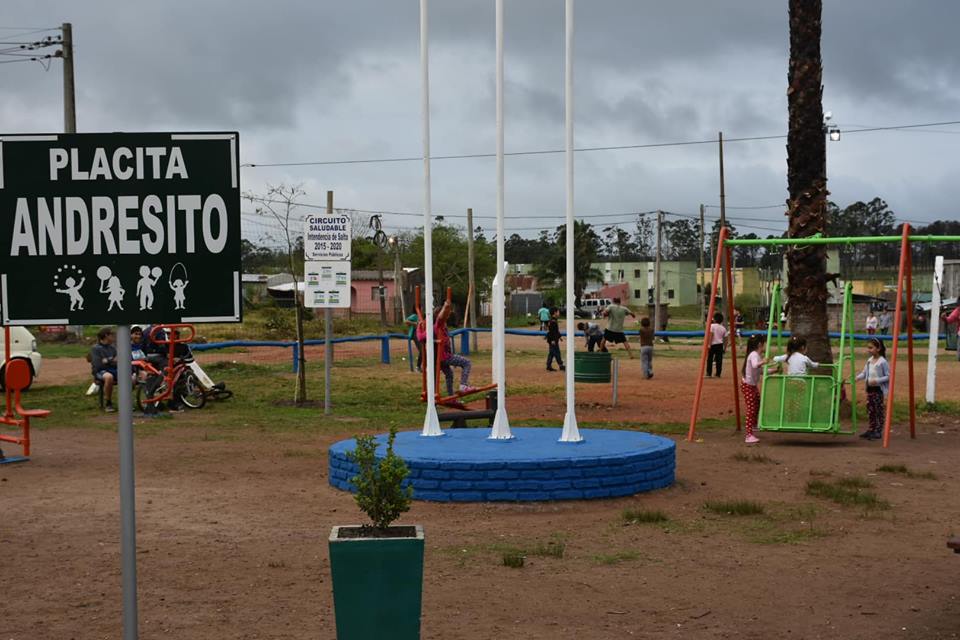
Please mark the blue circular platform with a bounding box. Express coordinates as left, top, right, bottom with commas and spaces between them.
328, 427, 675, 502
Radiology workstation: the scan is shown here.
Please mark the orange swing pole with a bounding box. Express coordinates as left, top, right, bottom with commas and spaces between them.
906, 244, 917, 439
724, 246, 742, 432
687, 227, 728, 442
882, 224, 911, 448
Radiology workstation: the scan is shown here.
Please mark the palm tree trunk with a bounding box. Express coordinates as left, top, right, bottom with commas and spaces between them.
786, 0, 832, 363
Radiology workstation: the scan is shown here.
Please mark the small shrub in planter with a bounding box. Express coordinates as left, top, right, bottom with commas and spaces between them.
347, 426, 414, 532
329, 427, 423, 640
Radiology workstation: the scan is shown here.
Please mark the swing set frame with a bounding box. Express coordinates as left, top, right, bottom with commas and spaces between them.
688, 225, 960, 449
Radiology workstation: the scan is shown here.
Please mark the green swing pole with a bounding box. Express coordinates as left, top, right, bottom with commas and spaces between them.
846, 285, 858, 434
758, 284, 778, 429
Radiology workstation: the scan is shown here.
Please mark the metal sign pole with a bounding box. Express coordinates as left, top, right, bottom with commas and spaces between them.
115, 324, 139, 639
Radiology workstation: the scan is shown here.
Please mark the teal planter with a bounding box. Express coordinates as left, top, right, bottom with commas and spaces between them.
329, 525, 425, 640
574, 351, 612, 383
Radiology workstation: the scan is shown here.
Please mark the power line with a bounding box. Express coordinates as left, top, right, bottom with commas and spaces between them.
240, 119, 960, 169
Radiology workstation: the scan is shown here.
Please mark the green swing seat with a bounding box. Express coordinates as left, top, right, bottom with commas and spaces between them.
757, 283, 858, 435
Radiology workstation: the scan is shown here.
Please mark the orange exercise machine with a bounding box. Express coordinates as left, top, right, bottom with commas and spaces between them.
415, 286, 496, 411
0, 326, 50, 462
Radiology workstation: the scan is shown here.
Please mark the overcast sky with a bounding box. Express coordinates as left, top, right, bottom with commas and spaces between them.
3, 1, 960, 245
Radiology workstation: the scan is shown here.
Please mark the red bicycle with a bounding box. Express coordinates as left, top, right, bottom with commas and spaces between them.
135, 324, 206, 411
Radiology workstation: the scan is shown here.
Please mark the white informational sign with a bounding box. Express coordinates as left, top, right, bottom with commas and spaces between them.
304, 260, 351, 308
304, 213, 351, 261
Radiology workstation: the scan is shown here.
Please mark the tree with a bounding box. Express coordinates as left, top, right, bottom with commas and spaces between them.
532, 220, 602, 298
405, 224, 496, 312
663, 219, 700, 261
505, 233, 549, 264
600, 226, 639, 261
244, 184, 309, 404
634, 214, 656, 260
786, 0, 831, 363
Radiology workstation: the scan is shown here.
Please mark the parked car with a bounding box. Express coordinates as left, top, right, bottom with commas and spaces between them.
559, 307, 592, 320
0, 326, 42, 390
581, 298, 612, 319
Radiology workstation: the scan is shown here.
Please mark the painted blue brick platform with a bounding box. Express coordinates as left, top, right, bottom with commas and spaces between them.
328, 427, 675, 502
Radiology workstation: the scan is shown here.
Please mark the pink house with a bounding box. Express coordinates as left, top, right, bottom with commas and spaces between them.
350, 271, 399, 315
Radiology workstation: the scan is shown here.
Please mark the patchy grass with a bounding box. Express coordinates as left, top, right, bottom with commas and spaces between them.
621, 508, 669, 525
703, 500, 766, 516
806, 477, 891, 510
731, 452, 779, 464
501, 551, 525, 568
592, 550, 642, 565
876, 464, 938, 480
529, 541, 566, 559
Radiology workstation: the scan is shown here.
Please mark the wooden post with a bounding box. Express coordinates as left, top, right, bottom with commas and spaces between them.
466, 207, 478, 352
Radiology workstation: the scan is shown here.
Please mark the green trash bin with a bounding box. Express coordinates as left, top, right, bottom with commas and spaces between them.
947, 325, 957, 351
574, 351, 612, 383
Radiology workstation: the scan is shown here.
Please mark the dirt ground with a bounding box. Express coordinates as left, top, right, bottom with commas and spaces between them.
6, 339, 960, 639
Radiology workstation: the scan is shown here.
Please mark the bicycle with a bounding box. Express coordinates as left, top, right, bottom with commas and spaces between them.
135, 324, 206, 411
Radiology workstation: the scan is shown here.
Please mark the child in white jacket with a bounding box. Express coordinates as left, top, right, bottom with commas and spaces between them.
855, 337, 890, 441
772, 336, 820, 375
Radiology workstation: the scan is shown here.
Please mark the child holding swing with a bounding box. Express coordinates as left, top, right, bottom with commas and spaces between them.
855, 337, 889, 441
771, 336, 820, 375
741, 334, 767, 444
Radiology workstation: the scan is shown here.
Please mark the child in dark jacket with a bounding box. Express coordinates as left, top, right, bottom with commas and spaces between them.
545, 307, 565, 372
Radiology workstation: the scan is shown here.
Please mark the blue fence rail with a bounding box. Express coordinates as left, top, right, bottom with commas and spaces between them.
191, 328, 948, 373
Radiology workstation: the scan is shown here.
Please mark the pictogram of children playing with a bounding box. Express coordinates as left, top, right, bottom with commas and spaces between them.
170, 277, 189, 310
55, 276, 86, 310
102, 275, 125, 311
137, 266, 162, 311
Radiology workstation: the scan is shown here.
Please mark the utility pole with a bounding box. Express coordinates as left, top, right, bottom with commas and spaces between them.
654, 210, 663, 335
390, 237, 405, 324
718, 131, 727, 310
699, 203, 706, 327
377, 253, 387, 328
466, 208, 478, 352
61, 23, 76, 133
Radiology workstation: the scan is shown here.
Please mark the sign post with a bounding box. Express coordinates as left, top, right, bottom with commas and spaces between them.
0, 131, 242, 640
304, 195, 351, 414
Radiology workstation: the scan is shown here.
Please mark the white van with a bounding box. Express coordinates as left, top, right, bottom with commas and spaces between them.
581, 298, 612, 319
0, 327, 42, 390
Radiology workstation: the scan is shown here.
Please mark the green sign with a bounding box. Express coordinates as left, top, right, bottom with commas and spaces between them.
0, 132, 242, 326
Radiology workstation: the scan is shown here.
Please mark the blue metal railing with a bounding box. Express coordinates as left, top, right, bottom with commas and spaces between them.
190, 328, 945, 372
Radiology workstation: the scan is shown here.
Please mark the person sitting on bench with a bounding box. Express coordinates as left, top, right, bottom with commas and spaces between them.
90, 327, 118, 413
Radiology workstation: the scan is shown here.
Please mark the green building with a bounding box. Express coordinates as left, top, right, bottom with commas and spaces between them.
590, 260, 699, 306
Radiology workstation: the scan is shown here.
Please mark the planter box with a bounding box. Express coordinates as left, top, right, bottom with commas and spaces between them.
329, 525, 424, 640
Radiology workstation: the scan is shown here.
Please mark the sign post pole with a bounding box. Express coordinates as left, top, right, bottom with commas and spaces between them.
304, 190, 351, 415
116, 324, 138, 639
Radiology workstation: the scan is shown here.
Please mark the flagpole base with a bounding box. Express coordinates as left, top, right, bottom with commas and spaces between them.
559, 410, 583, 443
488, 406, 514, 440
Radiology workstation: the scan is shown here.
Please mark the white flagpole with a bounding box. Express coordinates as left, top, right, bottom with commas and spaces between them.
560, 0, 582, 442
490, 0, 513, 439
420, 0, 442, 436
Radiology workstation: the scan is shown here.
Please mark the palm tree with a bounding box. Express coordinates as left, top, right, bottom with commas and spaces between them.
786, 0, 832, 363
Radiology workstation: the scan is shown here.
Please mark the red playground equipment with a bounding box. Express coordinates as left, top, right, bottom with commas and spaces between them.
416, 286, 496, 411
0, 326, 50, 463
138, 324, 205, 410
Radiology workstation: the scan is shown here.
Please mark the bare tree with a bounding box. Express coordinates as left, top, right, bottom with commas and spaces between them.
245, 184, 308, 404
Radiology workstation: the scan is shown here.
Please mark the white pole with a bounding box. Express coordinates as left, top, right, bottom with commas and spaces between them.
490, 0, 512, 439
926, 255, 944, 404
560, 0, 582, 442
420, 0, 442, 436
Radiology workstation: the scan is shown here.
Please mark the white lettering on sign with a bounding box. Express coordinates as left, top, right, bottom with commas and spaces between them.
49, 146, 189, 181
10, 195, 229, 257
